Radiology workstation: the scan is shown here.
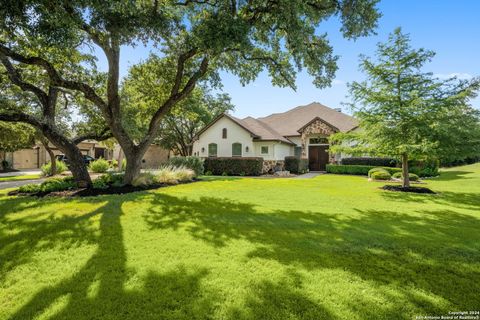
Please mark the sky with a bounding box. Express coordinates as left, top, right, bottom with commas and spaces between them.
111, 0, 480, 118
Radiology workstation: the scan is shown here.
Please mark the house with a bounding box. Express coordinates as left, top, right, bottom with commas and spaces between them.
192, 102, 358, 172
5, 141, 170, 170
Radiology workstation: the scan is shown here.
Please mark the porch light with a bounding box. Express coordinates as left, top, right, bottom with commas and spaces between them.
201, 147, 205, 153
245, 146, 249, 152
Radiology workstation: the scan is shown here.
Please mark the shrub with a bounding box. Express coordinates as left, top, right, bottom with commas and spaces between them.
327, 164, 402, 176
327, 164, 375, 175
121, 159, 127, 171
173, 167, 195, 182
18, 183, 41, 193
155, 167, 178, 184
167, 156, 204, 176
341, 157, 398, 167
368, 167, 389, 178
41, 160, 67, 176
1, 159, 10, 170
203, 157, 263, 176
409, 159, 439, 177
40, 177, 77, 192
93, 172, 125, 188
392, 172, 419, 181
22, 177, 78, 193
132, 172, 157, 187
284, 156, 309, 174
110, 159, 118, 169
370, 171, 391, 180
89, 158, 110, 173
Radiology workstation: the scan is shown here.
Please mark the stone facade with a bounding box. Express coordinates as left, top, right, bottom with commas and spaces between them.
298, 118, 337, 162
262, 160, 285, 174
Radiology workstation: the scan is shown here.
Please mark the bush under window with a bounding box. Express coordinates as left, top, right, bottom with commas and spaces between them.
203, 157, 263, 176
284, 156, 309, 174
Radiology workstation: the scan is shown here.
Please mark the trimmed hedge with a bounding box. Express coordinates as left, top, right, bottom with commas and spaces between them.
392, 172, 419, 181
284, 156, 309, 174
167, 156, 204, 176
326, 164, 402, 176
341, 157, 398, 167
203, 157, 263, 176
370, 171, 391, 180
368, 167, 388, 178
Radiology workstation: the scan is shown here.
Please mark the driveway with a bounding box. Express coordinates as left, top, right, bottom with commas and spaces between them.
0, 178, 46, 190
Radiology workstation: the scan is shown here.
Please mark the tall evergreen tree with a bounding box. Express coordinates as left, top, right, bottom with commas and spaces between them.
331, 28, 480, 187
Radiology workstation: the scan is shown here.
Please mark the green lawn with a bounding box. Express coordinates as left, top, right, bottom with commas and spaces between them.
0, 174, 41, 182
0, 164, 479, 319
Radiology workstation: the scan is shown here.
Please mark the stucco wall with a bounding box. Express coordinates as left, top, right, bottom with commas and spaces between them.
274, 143, 293, 159
253, 141, 275, 160
193, 116, 255, 158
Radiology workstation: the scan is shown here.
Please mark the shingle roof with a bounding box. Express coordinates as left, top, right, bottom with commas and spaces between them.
234, 116, 294, 145
258, 102, 358, 136
194, 102, 358, 144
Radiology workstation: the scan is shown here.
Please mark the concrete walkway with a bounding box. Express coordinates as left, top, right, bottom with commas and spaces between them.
294, 172, 324, 179
0, 178, 46, 190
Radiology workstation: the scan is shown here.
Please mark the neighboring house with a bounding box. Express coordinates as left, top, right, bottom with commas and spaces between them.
6, 141, 170, 170
192, 102, 358, 172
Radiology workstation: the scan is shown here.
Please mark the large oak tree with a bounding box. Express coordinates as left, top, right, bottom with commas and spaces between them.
1, 0, 381, 184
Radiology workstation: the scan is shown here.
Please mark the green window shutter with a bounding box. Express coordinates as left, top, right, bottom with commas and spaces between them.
232, 143, 242, 157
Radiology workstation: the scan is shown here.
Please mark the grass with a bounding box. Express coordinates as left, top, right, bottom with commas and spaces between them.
0, 164, 479, 319
0, 174, 41, 182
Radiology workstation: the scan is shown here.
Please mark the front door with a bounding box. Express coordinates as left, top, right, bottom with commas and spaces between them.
308, 145, 329, 171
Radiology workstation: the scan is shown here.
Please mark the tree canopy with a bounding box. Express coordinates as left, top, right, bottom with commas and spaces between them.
122, 55, 234, 156
0, 0, 381, 183
331, 28, 480, 187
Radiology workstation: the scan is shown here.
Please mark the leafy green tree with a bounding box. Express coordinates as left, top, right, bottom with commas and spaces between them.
122, 56, 234, 156
331, 28, 480, 188
0, 0, 380, 184
0, 122, 35, 169
0, 40, 111, 186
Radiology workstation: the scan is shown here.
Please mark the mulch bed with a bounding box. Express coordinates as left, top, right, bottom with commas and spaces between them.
381, 185, 436, 194
8, 180, 197, 198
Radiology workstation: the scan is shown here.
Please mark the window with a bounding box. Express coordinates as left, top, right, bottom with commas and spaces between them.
222, 128, 227, 139
208, 143, 217, 157
309, 137, 328, 144
232, 143, 242, 157
261, 146, 269, 154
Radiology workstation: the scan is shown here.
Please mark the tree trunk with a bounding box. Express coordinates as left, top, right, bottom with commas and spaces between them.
402, 153, 410, 188
123, 149, 144, 185
42, 129, 92, 187
41, 139, 56, 176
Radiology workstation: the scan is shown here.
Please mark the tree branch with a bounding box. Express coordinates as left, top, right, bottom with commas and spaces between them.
0, 44, 108, 112
140, 54, 209, 150
0, 53, 49, 106
72, 127, 113, 144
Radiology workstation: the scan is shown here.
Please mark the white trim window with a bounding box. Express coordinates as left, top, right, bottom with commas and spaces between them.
261, 146, 269, 154
232, 142, 242, 157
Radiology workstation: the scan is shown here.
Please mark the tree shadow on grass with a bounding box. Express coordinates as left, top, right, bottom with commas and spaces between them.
143, 193, 480, 313
7, 199, 217, 320
380, 189, 480, 210
434, 170, 475, 181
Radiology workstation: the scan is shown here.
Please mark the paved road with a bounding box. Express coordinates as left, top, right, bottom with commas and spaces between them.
0, 169, 42, 177
0, 178, 46, 190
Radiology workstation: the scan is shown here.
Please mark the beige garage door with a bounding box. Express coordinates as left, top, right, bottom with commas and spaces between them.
13, 149, 39, 169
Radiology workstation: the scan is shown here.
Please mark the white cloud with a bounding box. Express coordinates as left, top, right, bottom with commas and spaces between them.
434, 72, 473, 80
